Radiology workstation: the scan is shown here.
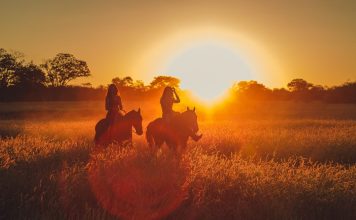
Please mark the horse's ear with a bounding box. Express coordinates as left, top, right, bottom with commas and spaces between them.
187, 106, 190, 111
193, 107, 196, 112
138, 108, 141, 113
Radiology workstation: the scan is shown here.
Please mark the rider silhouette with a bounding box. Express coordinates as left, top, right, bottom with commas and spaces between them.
160, 86, 180, 121
106, 84, 123, 124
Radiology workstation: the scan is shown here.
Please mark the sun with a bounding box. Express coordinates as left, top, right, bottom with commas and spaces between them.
161, 40, 255, 102
136, 27, 285, 103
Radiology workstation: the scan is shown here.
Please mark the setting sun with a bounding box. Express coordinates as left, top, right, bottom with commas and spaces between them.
162, 41, 253, 101
136, 27, 285, 103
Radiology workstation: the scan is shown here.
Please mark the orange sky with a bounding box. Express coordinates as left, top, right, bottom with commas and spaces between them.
1, 0, 356, 88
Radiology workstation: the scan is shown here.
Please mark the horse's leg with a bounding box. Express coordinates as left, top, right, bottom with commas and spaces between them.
165, 139, 178, 156
96, 131, 108, 148
127, 131, 133, 147
174, 136, 189, 156
154, 137, 164, 148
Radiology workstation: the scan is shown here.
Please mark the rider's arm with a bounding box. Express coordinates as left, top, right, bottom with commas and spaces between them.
173, 88, 180, 103
117, 96, 123, 110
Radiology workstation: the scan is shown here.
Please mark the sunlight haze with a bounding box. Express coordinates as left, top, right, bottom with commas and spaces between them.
1, 0, 356, 91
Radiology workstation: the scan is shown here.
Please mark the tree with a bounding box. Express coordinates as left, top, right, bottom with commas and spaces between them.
0, 48, 22, 88
16, 62, 46, 88
41, 53, 90, 87
149, 76, 180, 89
112, 76, 134, 88
272, 88, 290, 100
112, 76, 147, 92
231, 80, 271, 100
287, 79, 313, 92
233, 80, 269, 93
133, 80, 145, 89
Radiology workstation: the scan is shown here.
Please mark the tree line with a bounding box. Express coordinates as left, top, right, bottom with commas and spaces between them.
230, 79, 356, 103
1, 48, 355, 103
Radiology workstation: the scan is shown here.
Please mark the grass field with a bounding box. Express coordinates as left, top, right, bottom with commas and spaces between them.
0, 101, 356, 219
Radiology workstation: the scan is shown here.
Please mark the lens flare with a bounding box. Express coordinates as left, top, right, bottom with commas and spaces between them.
88, 147, 189, 220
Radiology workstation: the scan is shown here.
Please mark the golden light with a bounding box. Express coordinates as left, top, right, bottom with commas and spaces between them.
162, 40, 254, 102
136, 26, 285, 103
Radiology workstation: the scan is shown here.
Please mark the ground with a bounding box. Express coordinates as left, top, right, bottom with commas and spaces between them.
0, 101, 355, 219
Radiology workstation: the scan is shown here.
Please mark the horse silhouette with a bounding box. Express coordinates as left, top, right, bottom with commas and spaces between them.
146, 107, 202, 153
95, 109, 143, 146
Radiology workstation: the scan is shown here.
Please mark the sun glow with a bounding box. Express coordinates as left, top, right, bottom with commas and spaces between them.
136, 27, 284, 103
163, 41, 254, 101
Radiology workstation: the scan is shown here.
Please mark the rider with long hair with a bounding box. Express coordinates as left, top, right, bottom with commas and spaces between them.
106, 84, 123, 124
160, 86, 180, 121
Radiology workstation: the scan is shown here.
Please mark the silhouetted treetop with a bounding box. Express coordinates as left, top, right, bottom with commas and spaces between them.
112, 76, 134, 88
16, 62, 46, 88
231, 80, 272, 100
233, 81, 268, 93
112, 76, 145, 91
41, 53, 90, 87
287, 79, 314, 92
149, 76, 180, 89
0, 48, 22, 88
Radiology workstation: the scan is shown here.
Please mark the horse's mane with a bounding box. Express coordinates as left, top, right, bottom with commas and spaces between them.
180, 110, 196, 119
125, 110, 136, 116
124, 109, 142, 120
172, 110, 196, 129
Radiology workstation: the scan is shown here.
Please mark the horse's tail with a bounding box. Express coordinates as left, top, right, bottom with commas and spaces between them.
94, 121, 101, 142
94, 119, 109, 146
146, 122, 155, 148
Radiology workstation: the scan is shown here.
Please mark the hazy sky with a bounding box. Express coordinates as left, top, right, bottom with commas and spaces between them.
1, 0, 356, 88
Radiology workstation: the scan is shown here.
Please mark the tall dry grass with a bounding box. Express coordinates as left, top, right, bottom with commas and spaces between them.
0, 101, 356, 219
0, 127, 355, 219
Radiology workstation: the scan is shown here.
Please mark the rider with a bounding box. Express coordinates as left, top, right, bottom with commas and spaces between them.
159, 86, 202, 141
106, 84, 124, 124
160, 86, 180, 122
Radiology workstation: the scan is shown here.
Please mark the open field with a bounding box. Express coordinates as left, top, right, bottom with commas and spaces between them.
1, 101, 356, 219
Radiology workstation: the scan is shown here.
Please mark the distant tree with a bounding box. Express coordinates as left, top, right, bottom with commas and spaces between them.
287, 79, 313, 92
231, 80, 271, 100
16, 62, 46, 88
310, 85, 324, 92
0, 48, 22, 88
326, 81, 356, 103
41, 53, 90, 87
233, 80, 269, 93
272, 88, 290, 100
287, 79, 325, 101
112, 76, 134, 88
133, 80, 145, 89
149, 76, 180, 89
112, 76, 147, 91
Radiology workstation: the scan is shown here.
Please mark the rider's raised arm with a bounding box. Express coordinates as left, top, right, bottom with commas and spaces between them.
173, 89, 180, 103
117, 96, 123, 110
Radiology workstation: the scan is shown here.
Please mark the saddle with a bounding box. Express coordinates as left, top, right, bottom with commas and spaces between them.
104, 111, 124, 131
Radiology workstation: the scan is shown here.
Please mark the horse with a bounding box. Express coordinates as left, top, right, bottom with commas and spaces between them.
94, 109, 143, 147
146, 107, 202, 154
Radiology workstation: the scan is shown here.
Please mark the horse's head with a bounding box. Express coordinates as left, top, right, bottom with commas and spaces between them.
127, 108, 143, 135
182, 107, 200, 135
